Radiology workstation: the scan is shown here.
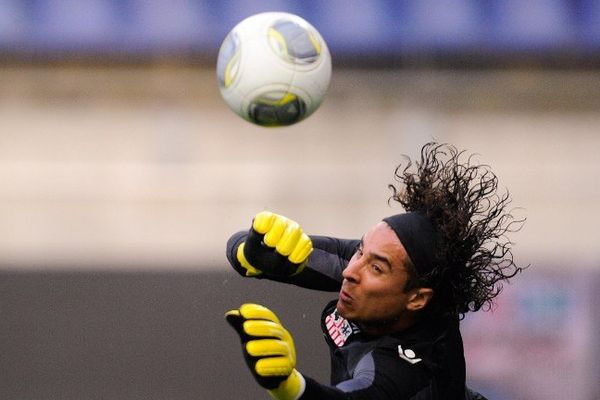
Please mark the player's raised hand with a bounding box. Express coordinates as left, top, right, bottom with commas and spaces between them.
225, 304, 305, 400
236, 211, 313, 277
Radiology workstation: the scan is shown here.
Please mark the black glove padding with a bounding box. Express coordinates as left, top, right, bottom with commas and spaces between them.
240, 211, 313, 278
225, 304, 296, 390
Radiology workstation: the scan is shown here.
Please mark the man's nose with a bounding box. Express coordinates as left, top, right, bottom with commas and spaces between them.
342, 260, 361, 283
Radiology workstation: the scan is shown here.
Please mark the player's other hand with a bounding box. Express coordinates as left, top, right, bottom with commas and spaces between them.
236, 211, 313, 278
225, 304, 305, 400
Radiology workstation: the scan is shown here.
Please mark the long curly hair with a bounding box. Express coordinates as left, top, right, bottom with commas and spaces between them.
388, 142, 526, 318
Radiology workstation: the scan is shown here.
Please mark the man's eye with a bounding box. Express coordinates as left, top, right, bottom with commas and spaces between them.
371, 264, 382, 273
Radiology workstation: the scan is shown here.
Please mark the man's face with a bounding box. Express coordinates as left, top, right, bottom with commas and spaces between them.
337, 222, 415, 332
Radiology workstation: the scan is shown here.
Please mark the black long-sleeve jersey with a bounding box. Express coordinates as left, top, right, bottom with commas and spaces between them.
227, 231, 477, 400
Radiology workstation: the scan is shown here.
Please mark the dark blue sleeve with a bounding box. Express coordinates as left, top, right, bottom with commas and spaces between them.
225, 231, 359, 292
300, 348, 432, 399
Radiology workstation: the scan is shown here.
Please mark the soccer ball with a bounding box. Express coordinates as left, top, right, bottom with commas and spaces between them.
216, 12, 332, 127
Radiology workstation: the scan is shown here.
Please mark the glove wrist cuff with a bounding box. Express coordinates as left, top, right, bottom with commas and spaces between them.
236, 243, 262, 277
267, 369, 305, 400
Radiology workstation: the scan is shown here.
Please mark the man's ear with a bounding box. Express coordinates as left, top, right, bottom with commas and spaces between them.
406, 288, 434, 312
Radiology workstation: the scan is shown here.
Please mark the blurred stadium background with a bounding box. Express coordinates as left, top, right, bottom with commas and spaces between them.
1, 1, 599, 399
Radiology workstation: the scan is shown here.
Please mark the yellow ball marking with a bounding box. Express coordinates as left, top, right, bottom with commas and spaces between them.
223, 51, 240, 88
308, 32, 321, 55
268, 27, 289, 57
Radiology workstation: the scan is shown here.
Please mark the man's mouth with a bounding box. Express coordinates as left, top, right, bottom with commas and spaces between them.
339, 289, 353, 303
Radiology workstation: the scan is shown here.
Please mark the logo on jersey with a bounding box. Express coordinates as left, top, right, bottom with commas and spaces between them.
325, 309, 359, 347
398, 345, 422, 364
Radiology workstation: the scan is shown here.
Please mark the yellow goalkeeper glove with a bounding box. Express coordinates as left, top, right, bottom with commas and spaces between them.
236, 211, 313, 278
225, 304, 305, 400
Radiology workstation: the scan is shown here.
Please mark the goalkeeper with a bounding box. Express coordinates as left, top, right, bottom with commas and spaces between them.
225, 142, 524, 400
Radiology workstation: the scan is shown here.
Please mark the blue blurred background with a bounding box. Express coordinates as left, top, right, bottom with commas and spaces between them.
1, 0, 600, 62
1, 1, 599, 400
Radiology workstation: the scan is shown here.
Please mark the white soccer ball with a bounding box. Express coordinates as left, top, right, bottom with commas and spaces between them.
216, 12, 332, 127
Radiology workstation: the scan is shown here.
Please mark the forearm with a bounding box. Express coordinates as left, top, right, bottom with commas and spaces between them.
299, 376, 352, 399
267, 374, 357, 400
225, 231, 358, 292
287, 235, 358, 290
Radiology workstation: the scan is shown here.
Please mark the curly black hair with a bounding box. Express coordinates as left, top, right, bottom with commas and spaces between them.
388, 142, 526, 319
